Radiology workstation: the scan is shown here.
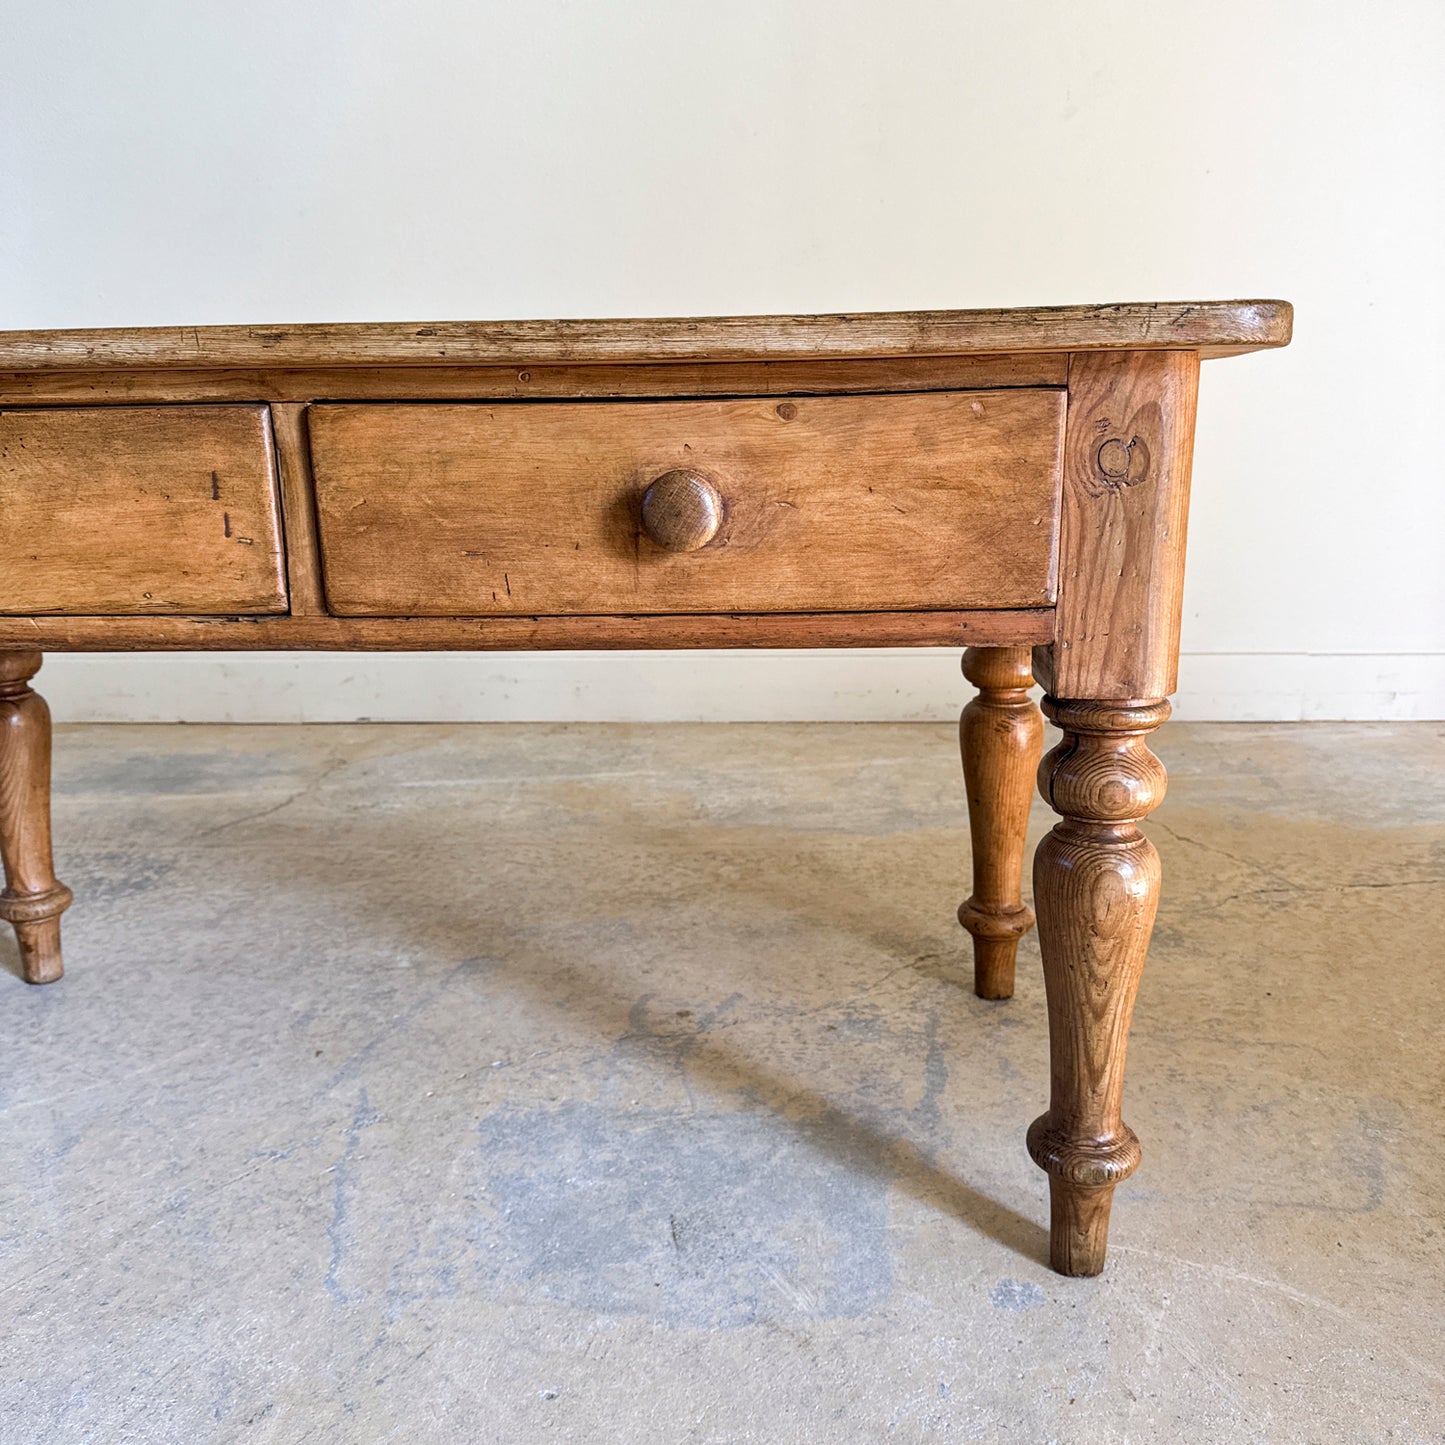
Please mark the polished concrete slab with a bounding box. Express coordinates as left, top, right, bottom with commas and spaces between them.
3, 721, 1442, 1443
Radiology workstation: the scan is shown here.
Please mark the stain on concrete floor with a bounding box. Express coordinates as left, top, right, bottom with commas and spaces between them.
2, 722, 1442, 1443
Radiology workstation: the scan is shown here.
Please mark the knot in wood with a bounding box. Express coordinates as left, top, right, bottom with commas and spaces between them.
1084, 432, 1150, 499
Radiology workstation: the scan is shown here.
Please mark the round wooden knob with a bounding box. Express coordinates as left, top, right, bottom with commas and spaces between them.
640, 469, 724, 552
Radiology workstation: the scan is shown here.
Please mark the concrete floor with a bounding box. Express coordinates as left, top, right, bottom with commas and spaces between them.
2, 721, 1442, 1444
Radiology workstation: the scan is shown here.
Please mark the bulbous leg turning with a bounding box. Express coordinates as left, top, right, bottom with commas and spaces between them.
957, 647, 1044, 999
0, 652, 72, 984
1029, 696, 1168, 1275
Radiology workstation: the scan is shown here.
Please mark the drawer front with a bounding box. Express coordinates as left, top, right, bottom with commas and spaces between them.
309, 391, 1063, 617
0, 405, 286, 615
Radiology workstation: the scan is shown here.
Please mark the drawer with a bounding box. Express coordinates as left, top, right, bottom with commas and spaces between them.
0, 405, 286, 615
309, 391, 1063, 616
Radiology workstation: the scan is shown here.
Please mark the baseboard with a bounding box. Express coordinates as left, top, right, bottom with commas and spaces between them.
1158, 652, 1445, 722
31, 650, 1445, 724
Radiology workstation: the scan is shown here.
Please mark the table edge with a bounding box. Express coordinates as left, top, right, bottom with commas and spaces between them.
0, 301, 1293, 372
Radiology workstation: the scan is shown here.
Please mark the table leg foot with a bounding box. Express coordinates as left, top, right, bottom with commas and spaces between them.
1046, 1179, 1116, 1277
0, 652, 72, 985
958, 647, 1043, 1000
1028, 695, 1168, 1275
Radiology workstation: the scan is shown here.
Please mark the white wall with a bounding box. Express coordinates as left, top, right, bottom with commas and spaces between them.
3, 0, 1442, 722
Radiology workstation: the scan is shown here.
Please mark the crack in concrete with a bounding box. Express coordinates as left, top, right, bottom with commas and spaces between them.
1216, 877, 1444, 907
189, 754, 353, 842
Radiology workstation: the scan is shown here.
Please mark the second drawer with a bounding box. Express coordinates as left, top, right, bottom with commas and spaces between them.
308, 390, 1064, 617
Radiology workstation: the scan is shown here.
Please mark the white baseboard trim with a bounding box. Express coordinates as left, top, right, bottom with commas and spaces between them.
1159, 652, 1445, 722
33, 649, 1445, 724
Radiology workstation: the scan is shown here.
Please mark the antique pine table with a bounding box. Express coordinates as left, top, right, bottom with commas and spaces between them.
0, 300, 1292, 1276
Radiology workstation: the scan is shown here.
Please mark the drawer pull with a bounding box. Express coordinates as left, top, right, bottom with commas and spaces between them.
640, 469, 723, 552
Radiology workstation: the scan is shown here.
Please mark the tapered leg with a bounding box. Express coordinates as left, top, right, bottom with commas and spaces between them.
1027, 696, 1168, 1276
0, 652, 72, 984
957, 647, 1043, 999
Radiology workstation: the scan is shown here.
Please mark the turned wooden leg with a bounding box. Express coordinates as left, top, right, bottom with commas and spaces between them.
0, 652, 72, 984
957, 647, 1043, 999
1027, 696, 1168, 1275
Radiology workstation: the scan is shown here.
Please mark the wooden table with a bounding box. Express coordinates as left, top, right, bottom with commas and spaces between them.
0, 301, 1292, 1275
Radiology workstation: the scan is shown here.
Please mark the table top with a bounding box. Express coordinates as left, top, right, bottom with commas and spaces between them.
0, 299, 1292, 371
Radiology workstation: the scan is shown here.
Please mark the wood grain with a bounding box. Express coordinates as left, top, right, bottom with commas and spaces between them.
0, 609, 1056, 653
0, 301, 1292, 372
1028, 696, 1170, 1275
957, 647, 1044, 999
1034, 351, 1199, 700
0, 651, 71, 984
270, 403, 327, 615
0, 406, 287, 616
309, 391, 1065, 617
0, 354, 1068, 407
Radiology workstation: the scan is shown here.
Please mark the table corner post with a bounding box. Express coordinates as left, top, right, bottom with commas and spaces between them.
1025, 346, 1198, 1274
